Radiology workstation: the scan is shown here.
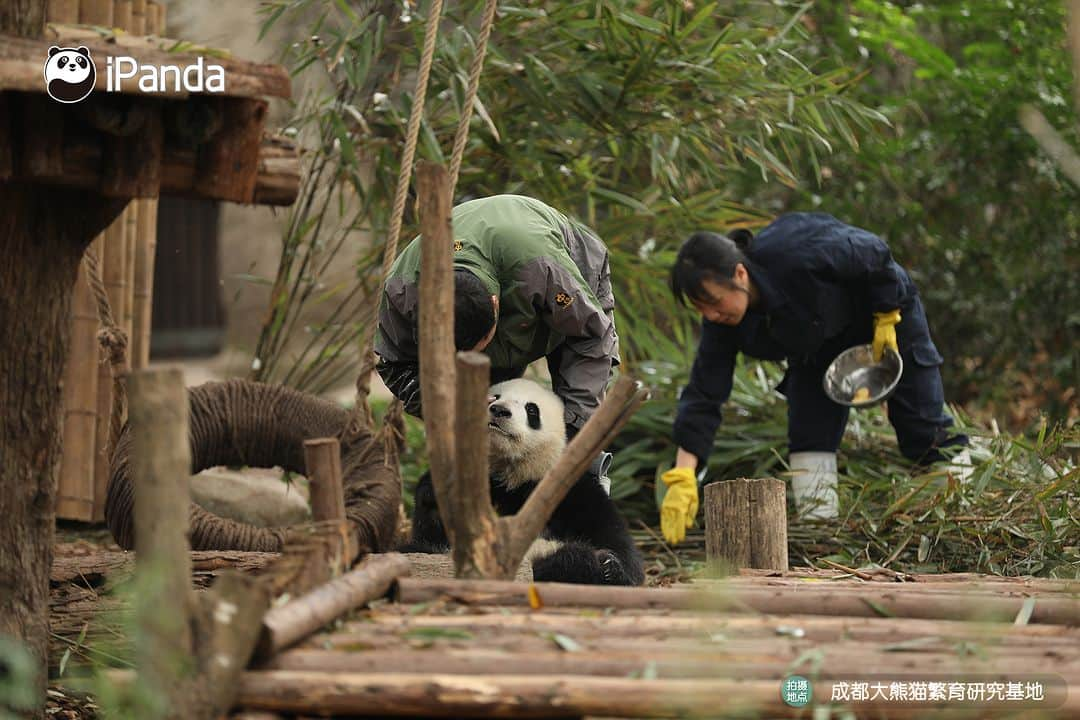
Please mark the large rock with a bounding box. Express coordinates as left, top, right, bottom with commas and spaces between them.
190, 466, 311, 528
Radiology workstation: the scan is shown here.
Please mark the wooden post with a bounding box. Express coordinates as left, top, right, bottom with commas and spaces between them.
113, 0, 131, 30
451, 352, 498, 578
146, 0, 163, 34
704, 478, 788, 572
130, 367, 196, 717
304, 438, 345, 523
415, 162, 457, 544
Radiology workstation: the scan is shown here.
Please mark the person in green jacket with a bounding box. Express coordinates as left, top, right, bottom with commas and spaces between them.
375, 195, 620, 484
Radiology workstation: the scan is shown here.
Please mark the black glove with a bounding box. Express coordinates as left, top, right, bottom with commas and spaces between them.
376, 359, 423, 418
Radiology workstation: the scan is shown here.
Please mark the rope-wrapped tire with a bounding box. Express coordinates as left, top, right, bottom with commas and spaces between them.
105, 379, 401, 553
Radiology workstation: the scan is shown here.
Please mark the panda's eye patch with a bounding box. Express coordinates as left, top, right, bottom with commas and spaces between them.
525, 402, 541, 430
58, 55, 68, 65
76, 57, 87, 68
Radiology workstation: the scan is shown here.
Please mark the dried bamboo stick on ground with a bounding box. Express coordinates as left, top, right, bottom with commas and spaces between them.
256, 553, 410, 659
304, 438, 346, 523
395, 577, 1080, 625
233, 670, 1078, 719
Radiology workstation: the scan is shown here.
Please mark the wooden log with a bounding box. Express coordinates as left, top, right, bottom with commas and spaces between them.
395, 577, 1080, 625
451, 351, 498, 578
233, 670, 1079, 719
78, 0, 112, 25
131, 197, 157, 368
51, 550, 280, 585
56, 265, 100, 521
351, 609, 1080, 646
304, 438, 346, 523
195, 99, 268, 204
263, 645, 1080, 681
46, 0, 81, 23
705, 478, 788, 572
416, 161, 457, 544
20, 94, 64, 180
30, 130, 300, 204
130, 367, 196, 717
256, 553, 411, 659
129, 0, 145, 34
100, 102, 163, 198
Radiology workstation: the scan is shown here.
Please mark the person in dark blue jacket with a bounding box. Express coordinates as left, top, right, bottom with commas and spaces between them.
658, 213, 968, 543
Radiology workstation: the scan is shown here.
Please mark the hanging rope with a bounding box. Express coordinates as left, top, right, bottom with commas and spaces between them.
348, 0, 499, 437
448, 0, 499, 192
83, 242, 130, 458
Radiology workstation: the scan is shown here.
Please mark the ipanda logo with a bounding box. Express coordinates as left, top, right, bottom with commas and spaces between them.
44, 46, 96, 104
44, 46, 226, 103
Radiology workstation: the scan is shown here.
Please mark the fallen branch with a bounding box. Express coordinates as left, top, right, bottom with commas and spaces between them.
255, 553, 410, 659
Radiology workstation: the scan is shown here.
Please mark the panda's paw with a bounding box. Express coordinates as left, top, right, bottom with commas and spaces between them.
395, 539, 450, 554
531, 541, 635, 586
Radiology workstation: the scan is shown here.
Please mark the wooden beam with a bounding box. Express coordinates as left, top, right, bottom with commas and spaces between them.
395, 577, 1080, 625
195, 98, 267, 204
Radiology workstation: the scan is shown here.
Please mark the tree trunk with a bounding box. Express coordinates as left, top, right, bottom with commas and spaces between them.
0, 179, 124, 714
0, 0, 45, 36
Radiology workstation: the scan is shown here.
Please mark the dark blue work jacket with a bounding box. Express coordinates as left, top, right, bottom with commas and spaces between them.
673, 212, 938, 464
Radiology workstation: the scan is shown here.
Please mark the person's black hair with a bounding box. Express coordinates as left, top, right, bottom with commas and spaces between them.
669, 229, 753, 306
454, 268, 496, 350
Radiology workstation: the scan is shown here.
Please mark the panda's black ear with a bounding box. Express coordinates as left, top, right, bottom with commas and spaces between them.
76, 47, 90, 57
49, 46, 61, 57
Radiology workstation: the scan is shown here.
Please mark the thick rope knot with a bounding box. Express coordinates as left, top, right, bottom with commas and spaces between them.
97, 326, 130, 368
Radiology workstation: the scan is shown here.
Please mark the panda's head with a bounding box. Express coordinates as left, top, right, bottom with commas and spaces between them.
487, 379, 566, 489
44, 46, 96, 104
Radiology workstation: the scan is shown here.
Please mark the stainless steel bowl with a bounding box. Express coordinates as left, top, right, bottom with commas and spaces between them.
823, 344, 903, 408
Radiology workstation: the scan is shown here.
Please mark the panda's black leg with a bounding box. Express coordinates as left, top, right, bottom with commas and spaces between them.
397, 471, 450, 553
540, 478, 645, 586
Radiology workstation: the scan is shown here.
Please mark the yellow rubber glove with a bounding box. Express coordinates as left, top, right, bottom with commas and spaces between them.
872, 309, 901, 362
660, 467, 699, 545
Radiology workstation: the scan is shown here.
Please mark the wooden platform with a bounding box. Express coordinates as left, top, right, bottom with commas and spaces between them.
51, 551, 1080, 718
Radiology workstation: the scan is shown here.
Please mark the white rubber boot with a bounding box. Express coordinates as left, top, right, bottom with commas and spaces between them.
789, 451, 839, 520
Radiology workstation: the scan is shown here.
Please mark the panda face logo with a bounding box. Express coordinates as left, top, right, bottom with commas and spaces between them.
44, 46, 96, 104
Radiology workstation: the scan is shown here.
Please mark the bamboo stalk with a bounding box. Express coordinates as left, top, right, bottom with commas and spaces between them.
78, 0, 112, 25
130, 197, 156, 369
56, 263, 99, 520
145, 0, 162, 35
112, 0, 131, 31
256, 553, 410, 659
395, 577, 1080, 626
304, 438, 345, 523
123, 202, 138, 345
130, 0, 145, 34
46, 0, 80, 24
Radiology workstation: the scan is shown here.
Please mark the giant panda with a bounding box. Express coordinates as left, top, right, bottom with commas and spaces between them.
403, 378, 644, 586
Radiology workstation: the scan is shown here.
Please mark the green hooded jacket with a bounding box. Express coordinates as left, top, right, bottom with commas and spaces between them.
375, 195, 619, 430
